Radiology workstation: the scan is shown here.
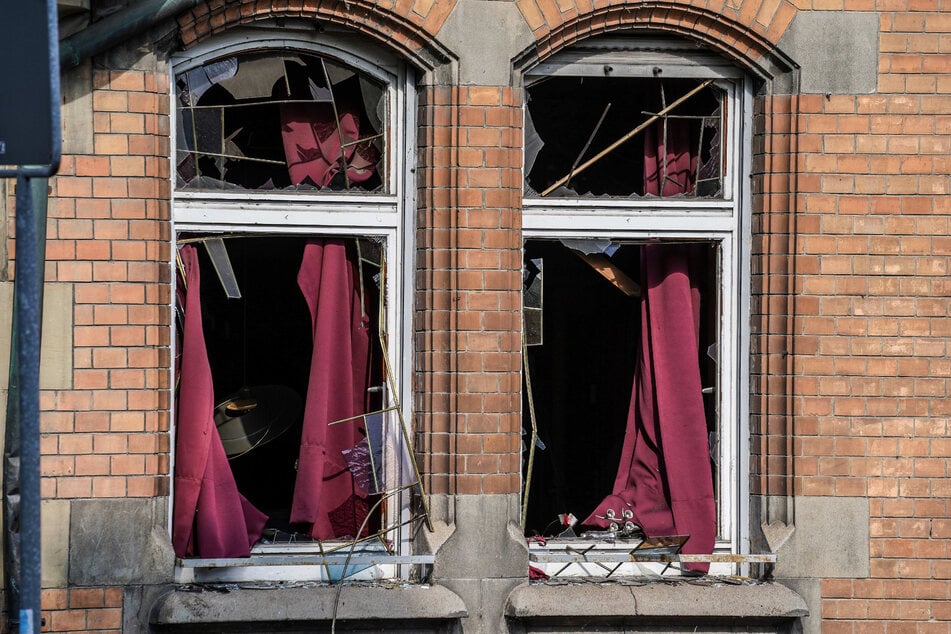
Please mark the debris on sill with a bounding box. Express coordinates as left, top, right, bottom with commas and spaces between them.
532, 574, 767, 587
176, 579, 430, 593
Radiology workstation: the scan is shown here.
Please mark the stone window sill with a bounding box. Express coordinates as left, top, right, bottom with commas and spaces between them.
151, 583, 466, 628
505, 579, 807, 622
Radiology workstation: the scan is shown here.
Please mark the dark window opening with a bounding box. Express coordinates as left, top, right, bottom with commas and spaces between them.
525, 77, 723, 199
176, 235, 387, 549
521, 239, 719, 542
176, 52, 387, 193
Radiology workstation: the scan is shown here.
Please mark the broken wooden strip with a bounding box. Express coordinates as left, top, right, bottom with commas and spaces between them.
572, 250, 641, 297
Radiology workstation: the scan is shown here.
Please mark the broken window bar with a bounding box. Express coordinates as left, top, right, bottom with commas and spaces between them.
539, 79, 715, 197
355, 239, 368, 322
326, 405, 400, 428
177, 148, 287, 166
374, 251, 433, 532
179, 97, 337, 110
280, 55, 292, 101
639, 113, 718, 120
659, 83, 669, 195
321, 58, 352, 190
218, 105, 226, 179
566, 102, 611, 190
694, 116, 705, 196
342, 133, 384, 149
521, 340, 540, 531
185, 79, 202, 182
378, 304, 434, 533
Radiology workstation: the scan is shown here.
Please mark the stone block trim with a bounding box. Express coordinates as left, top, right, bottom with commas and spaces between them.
415, 85, 523, 498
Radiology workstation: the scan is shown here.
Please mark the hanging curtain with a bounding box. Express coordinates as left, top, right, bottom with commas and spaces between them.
583, 244, 715, 570
290, 239, 372, 540
584, 120, 714, 571
643, 118, 697, 197
172, 245, 268, 558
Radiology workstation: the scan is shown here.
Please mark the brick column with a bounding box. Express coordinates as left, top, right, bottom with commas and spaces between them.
416, 85, 523, 501
415, 82, 527, 633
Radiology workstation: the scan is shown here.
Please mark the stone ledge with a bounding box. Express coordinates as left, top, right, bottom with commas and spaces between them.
505, 580, 808, 620
151, 583, 467, 626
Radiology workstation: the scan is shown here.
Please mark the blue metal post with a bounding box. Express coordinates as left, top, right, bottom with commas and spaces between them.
14, 173, 41, 634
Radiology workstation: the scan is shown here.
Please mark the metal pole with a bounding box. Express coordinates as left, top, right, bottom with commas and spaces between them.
2, 264, 22, 631
12, 173, 43, 634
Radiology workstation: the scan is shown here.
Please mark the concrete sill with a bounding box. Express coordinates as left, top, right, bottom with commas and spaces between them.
151, 583, 467, 626
506, 580, 807, 621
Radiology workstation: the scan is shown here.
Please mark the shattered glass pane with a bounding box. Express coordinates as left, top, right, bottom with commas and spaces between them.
524, 309, 543, 347
175, 51, 387, 193
525, 77, 724, 199
695, 114, 723, 197
524, 257, 543, 346
343, 438, 375, 494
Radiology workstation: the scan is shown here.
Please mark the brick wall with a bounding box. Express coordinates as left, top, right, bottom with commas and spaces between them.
790, 12, 951, 629
40, 588, 122, 633
42, 68, 171, 503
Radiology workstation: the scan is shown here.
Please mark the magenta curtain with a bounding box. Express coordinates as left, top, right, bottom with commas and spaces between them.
290, 239, 372, 540
172, 245, 268, 558
584, 121, 714, 571
583, 245, 715, 570
279, 105, 377, 188
643, 119, 697, 197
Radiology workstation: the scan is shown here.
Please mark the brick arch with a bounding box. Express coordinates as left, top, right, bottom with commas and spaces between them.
515, 0, 798, 81
177, 0, 457, 72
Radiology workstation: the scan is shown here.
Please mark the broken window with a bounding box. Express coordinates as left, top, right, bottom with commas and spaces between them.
526, 77, 724, 199
175, 50, 387, 192
171, 41, 422, 582
522, 240, 720, 572
521, 36, 749, 577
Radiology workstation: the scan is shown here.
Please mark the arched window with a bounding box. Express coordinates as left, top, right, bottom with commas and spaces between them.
170, 31, 421, 582
520, 35, 752, 576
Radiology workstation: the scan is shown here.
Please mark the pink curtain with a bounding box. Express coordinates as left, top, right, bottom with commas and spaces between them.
172, 245, 267, 558
583, 245, 715, 571
643, 119, 697, 197
279, 105, 378, 188
584, 122, 714, 571
290, 239, 373, 539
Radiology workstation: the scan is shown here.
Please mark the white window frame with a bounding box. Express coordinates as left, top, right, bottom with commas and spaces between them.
522, 36, 753, 576
168, 27, 419, 583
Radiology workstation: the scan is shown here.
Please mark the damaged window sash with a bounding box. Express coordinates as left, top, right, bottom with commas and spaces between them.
172, 235, 429, 581
525, 77, 726, 200
175, 50, 388, 194
521, 36, 750, 579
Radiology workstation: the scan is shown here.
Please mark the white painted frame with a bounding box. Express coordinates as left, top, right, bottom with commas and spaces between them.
168, 29, 417, 582
523, 39, 752, 575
